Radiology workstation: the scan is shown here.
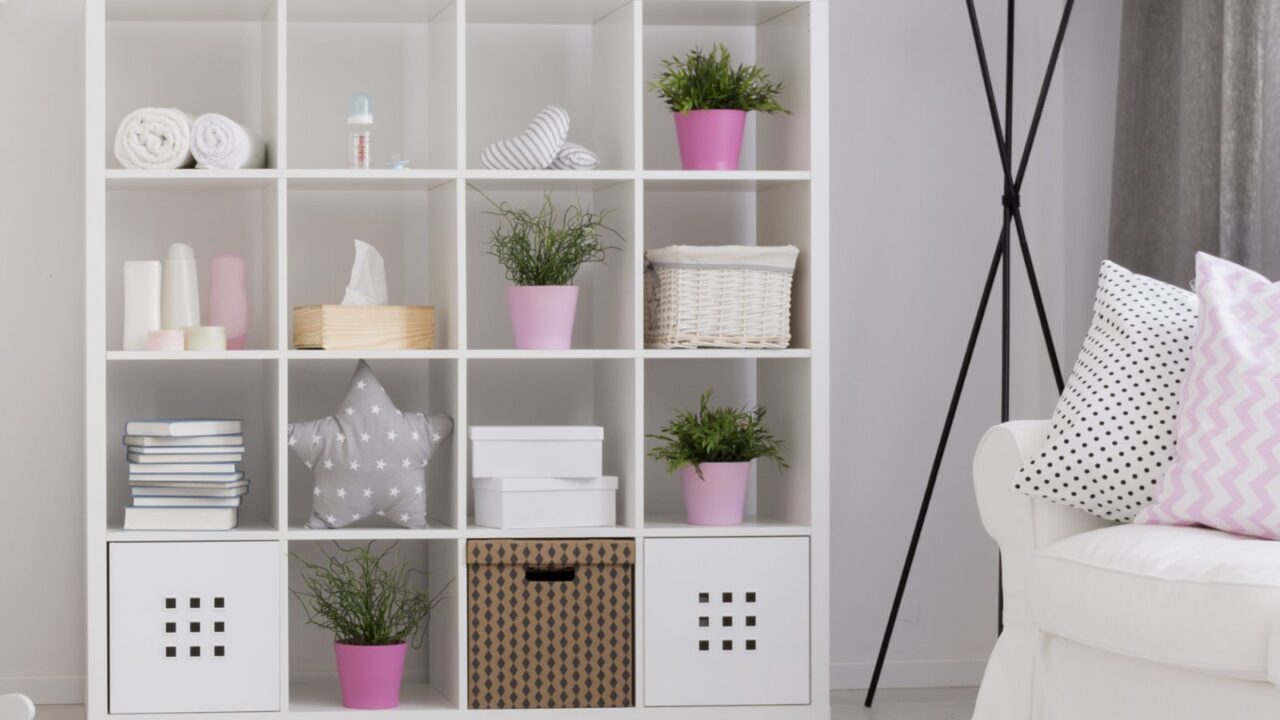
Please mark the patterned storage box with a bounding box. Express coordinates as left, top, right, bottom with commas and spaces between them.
467, 539, 635, 709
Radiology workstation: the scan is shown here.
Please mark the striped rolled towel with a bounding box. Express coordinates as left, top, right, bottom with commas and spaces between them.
550, 142, 600, 170
481, 106, 570, 170
114, 108, 195, 170
191, 113, 267, 170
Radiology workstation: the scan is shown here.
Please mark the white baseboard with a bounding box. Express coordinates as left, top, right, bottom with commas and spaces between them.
831, 659, 987, 690
0, 676, 84, 705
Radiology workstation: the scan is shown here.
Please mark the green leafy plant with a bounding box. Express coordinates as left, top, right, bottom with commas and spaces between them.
647, 389, 789, 477
649, 43, 789, 114
475, 188, 623, 286
291, 542, 451, 647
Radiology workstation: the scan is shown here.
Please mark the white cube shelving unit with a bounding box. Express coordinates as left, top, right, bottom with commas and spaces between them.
85, 1, 829, 718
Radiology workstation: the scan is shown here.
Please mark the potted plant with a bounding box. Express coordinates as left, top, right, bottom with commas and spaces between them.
649, 43, 789, 170
477, 189, 622, 349
647, 389, 788, 525
292, 542, 451, 710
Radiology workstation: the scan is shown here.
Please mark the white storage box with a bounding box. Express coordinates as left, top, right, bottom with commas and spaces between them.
469, 426, 604, 479
474, 476, 618, 529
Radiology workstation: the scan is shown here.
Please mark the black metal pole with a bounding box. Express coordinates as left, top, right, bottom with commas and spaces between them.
1013, 209, 1066, 391
863, 239, 1006, 708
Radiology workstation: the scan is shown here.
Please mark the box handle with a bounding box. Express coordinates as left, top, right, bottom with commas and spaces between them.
525, 566, 576, 583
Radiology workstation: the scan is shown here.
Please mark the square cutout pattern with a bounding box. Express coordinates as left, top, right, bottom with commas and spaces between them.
161, 597, 227, 660
693, 591, 756, 653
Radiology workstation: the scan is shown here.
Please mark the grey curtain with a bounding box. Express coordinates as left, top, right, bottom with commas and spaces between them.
1109, 0, 1280, 286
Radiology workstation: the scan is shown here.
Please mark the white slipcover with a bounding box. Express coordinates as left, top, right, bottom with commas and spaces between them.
973, 421, 1280, 720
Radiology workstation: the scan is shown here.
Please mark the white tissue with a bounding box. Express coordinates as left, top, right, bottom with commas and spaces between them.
342, 239, 388, 305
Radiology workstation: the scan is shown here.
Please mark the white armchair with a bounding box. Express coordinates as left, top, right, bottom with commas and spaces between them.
0, 694, 34, 720
973, 421, 1280, 720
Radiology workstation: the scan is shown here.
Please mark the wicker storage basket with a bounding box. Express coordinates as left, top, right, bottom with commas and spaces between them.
644, 244, 799, 349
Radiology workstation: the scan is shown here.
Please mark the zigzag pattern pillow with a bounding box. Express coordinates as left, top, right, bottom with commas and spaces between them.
1012, 261, 1198, 521
1136, 254, 1280, 539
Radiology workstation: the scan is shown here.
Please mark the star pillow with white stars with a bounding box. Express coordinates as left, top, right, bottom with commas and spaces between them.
289, 360, 453, 529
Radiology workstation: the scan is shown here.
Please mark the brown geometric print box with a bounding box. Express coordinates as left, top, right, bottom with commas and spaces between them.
467, 539, 635, 709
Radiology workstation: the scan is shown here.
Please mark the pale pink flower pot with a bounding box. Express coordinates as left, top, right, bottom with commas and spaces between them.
681, 461, 751, 526
334, 642, 407, 709
673, 109, 748, 170
507, 285, 579, 350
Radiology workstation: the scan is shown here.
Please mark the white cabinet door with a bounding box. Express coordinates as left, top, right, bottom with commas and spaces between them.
644, 537, 810, 707
109, 541, 281, 714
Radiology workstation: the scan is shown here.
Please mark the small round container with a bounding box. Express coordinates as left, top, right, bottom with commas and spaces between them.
184, 326, 228, 351
145, 329, 185, 351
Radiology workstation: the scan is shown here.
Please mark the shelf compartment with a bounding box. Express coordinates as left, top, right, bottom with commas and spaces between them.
106, 181, 281, 351
104, 359, 280, 533
288, 539, 461, 711
106, 1, 279, 168
465, 2, 636, 170
287, 1, 457, 170
288, 181, 458, 349
642, 1, 809, 171
644, 180, 811, 349
643, 357, 810, 528
467, 359, 640, 529
287, 358, 460, 531
466, 183, 636, 350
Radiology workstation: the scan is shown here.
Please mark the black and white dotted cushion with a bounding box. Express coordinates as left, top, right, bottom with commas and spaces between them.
1011, 261, 1198, 521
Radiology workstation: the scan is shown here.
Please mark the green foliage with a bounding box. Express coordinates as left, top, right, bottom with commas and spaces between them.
649, 43, 789, 114
475, 188, 623, 287
647, 389, 789, 477
291, 542, 451, 647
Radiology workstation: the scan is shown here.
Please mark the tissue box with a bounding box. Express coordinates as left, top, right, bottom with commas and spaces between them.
292, 305, 435, 350
469, 426, 604, 478
474, 476, 618, 529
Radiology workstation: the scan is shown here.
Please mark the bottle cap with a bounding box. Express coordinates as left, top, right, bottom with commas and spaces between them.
348, 93, 373, 124
167, 243, 195, 260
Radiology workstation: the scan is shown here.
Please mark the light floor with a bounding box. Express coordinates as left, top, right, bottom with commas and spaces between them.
37, 689, 978, 720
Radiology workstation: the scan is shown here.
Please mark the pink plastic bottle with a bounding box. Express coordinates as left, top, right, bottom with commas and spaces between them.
208, 253, 249, 350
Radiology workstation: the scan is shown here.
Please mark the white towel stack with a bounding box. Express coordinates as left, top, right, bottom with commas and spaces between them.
113, 109, 266, 170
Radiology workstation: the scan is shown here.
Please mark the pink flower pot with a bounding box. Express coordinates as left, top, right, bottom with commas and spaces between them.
681, 461, 750, 525
334, 642, 407, 709
507, 285, 579, 350
673, 109, 748, 170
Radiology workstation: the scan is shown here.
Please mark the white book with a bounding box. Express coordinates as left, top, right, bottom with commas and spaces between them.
131, 496, 242, 508
124, 434, 243, 448
123, 506, 238, 531
128, 472, 245, 484
126, 445, 245, 455
131, 484, 249, 497
125, 419, 243, 437
128, 452, 244, 464
129, 462, 238, 474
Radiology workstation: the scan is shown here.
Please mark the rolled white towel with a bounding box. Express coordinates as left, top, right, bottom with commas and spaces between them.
191, 113, 267, 170
114, 108, 195, 170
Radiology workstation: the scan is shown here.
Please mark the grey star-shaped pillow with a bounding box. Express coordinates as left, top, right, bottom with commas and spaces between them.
288, 360, 452, 529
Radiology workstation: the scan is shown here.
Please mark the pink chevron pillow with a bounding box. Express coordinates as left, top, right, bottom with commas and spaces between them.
1136, 253, 1280, 539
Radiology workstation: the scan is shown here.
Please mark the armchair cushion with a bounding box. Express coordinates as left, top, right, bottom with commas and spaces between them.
1030, 523, 1280, 683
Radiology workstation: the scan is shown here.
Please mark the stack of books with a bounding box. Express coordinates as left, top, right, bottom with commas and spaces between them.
122, 419, 246, 531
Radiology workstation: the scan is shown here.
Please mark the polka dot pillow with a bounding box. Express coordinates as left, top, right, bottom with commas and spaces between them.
1012, 260, 1198, 521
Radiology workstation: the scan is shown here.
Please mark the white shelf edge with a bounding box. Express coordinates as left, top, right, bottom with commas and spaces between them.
107, 350, 281, 361
285, 350, 462, 360
641, 516, 811, 538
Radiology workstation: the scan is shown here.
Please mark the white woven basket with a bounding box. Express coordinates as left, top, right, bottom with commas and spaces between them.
644, 245, 800, 349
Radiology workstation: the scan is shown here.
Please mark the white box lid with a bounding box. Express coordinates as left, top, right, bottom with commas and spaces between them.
468, 425, 604, 441
474, 476, 618, 492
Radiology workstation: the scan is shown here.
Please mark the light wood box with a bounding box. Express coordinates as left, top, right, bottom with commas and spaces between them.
292, 305, 435, 350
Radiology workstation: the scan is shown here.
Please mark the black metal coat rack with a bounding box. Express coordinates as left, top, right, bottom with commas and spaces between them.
864, 0, 1074, 707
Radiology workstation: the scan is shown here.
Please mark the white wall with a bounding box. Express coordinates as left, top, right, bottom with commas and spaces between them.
0, 0, 1120, 701
0, 0, 87, 702
830, 0, 1120, 690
